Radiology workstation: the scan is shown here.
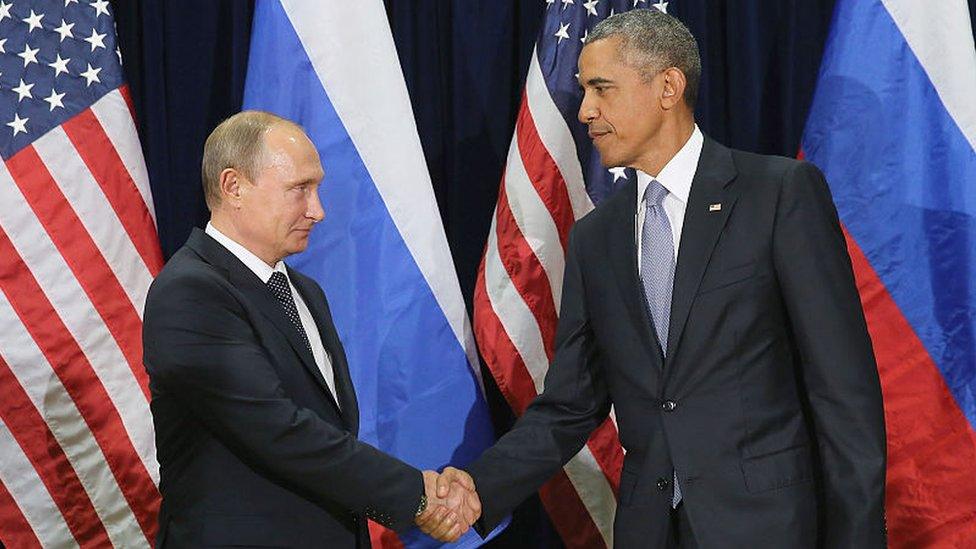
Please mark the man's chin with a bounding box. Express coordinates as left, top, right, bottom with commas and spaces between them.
593, 148, 617, 168
285, 236, 311, 256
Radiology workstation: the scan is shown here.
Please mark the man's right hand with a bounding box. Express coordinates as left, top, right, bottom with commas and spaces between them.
415, 468, 482, 542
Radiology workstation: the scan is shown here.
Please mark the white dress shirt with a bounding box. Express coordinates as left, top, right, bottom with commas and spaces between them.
205, 223, 339, 406
636, 125, 705, 273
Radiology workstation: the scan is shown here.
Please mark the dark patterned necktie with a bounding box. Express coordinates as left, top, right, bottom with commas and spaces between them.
266, 271, 313, 356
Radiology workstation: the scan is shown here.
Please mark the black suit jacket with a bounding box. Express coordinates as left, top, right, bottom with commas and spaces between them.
469, 137, 886, 548
143, 229, 423, 548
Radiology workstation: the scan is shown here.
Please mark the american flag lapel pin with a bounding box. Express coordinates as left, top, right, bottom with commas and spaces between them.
709, 203, 722, 212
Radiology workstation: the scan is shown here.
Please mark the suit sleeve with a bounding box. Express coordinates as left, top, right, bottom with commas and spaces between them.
142, 270, 423, 532
468, 226, 611, 535
772, 161, 887, 547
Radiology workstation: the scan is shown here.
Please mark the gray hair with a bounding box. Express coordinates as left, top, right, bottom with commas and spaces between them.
201, 110, 303, 211
586, 8, 701, 108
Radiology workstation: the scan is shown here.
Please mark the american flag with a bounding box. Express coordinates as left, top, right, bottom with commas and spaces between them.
473, 0, 667, 547
0, 0, 161, 546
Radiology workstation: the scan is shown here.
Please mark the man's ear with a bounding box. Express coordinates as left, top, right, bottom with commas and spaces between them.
219, 168, 244, 208
660, 67, 687, 110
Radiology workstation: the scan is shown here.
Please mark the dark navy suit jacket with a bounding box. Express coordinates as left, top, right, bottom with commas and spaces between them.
143, 229, 422, 548
469, 137, 887, 548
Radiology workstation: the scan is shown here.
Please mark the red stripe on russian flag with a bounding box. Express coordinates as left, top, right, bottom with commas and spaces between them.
845, 229, 976, 547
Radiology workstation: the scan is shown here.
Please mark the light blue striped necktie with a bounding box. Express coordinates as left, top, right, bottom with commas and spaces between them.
640, 179, 682, 507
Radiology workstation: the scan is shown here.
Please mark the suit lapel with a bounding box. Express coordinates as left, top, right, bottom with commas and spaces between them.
186, 229, 343, 416
289, 269, 360, 434
665, 138, 738, 366
604, 180, 665, 364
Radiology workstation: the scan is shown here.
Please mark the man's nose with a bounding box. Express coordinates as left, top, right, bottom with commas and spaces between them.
578, 98, 597, 124
307, 190, 325, 222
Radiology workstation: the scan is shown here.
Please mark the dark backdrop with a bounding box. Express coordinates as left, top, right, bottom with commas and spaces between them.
110, 1, 976, 546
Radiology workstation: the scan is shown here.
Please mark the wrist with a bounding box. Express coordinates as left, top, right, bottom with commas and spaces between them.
415, 491, 428, 516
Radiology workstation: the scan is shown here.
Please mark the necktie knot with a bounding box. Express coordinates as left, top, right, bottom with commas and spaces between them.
644, 179, 668, 207
267, 271, 291, 301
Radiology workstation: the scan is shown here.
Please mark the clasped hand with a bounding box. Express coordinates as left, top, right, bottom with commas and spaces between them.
415, 467, 481, 542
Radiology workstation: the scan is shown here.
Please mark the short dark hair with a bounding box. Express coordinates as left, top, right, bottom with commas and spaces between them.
586, 8, 702, 108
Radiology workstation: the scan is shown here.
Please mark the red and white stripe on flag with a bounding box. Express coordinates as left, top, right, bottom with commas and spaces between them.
473, 46, 625, 548
0, 88, 162, 547
0, 85, 163, 546
2, 1, 163, 544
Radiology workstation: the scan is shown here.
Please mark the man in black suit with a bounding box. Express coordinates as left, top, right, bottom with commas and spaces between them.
143, 111, 475, 547
435, 9, 886, 548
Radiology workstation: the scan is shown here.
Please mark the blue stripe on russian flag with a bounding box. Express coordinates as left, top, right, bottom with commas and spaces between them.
243, 1, 504, 546
803, 0, 976, 428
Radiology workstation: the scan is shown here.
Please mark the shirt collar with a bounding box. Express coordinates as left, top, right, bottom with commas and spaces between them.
205, 222, 287, 284
636, 124, 704, 205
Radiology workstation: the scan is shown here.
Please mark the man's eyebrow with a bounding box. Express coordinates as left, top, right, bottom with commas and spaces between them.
582, 77, 614, 87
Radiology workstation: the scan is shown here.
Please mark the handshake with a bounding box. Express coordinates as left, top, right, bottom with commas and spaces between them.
414, 467, 482, 542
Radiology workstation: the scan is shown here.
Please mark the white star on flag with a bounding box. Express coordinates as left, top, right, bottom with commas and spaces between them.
0, 1, 11, 22
581, 28, 589, 44
562, 0, 574, 8
54, 19, 74, 41
633, 0, 646, 6
7, 113, 28, 135
653, 1, 669, 13
554, 22, 571, 43
583, 0, 599, 16
0, 38, 6, 53
610, 167, 629, 181
64, 0, 78, 5
546, 0, 555, 8
49, 54, 71, 76
22, 9, 44, 32
44, 88, 66, 111
18, 43, 39, 67
85, 28, 107, 51
90, 0, 110, 17
12, 79, 34, 102
80, 63, 101, 86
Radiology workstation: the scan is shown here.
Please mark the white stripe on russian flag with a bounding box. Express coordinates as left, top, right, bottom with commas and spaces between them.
278, 0, 481, 382
881, 0, 976, 152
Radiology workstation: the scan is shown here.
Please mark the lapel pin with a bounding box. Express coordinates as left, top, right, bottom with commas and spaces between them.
709, 203, 722, 212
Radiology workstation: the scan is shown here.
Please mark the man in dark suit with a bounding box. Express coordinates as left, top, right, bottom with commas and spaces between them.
143, 111, 474, 547
435, 9, 886, 548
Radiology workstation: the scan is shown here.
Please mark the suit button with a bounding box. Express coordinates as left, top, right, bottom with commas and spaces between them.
657, 477, 670, 491
661, 400, 677, 412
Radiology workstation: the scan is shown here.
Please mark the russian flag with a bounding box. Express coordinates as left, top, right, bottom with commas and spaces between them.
242, 1, 507, 546
802, 0, 976, 546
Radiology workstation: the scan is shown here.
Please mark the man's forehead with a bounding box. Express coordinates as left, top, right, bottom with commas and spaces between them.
579, 37, 625, 69
256, 126, 322, 175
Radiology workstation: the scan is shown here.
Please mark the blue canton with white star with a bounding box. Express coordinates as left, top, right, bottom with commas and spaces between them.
0, 0, 124, 160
